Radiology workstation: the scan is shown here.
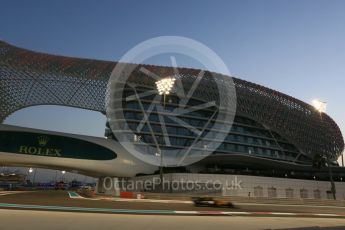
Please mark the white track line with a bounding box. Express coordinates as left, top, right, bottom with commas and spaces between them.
0, 191, 26, 196
270, 212, 297, 215
174, 211, 199, 214
0, 193, 13, 196
100, 197, 192, 204
314, 214, 340, 217
222, 211, 251, 215
237, 202, 345, 209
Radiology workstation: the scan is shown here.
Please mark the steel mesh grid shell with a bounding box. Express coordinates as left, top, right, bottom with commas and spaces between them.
0, 41, 343, 162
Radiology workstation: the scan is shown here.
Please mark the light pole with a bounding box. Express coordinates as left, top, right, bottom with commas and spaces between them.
27, 168, 33, 185
61, 170, 66, 182
54, 170, 58, 183
31, 168, 37, 186
155, 77, 176, 190
311, 99, 327, 114
312, 99, 336, 199
155, 77, 176, 108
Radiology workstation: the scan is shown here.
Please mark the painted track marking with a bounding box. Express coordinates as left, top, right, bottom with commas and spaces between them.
0, 202, 344, 217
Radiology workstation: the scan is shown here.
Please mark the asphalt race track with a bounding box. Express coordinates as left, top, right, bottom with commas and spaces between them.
1, 191, 345, 230
0, 190, 345, 215
1, 209, 345, 230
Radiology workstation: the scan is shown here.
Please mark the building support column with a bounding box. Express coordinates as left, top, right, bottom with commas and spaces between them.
95, 177, 120, 197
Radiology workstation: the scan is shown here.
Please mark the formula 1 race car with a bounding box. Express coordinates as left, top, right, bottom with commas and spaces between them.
192, 197, 235, 208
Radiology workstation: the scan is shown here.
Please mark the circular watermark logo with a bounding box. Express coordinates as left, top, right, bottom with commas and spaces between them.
106, 36, 236, 167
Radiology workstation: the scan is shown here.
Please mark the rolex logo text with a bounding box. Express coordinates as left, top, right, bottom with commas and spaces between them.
18, 135, 62, 157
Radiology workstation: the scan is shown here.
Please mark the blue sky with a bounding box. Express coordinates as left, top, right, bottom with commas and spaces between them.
1, 0, 345, 173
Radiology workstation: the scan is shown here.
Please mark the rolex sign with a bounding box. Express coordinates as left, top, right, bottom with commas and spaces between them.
0, 131, 116, 160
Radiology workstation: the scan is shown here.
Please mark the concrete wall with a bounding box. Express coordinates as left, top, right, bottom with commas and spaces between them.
130, 173, 345, 200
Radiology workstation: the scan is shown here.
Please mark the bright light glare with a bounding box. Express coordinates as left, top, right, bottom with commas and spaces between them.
28, 168, 33, 173
61, 170, 66, 174
312, 99, 327, 113
155, 77, 176, 95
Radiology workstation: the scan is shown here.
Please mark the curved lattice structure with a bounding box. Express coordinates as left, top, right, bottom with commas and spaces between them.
0, 41, 343, 163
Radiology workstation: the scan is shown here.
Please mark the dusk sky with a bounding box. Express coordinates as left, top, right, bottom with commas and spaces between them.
1, 0, 345, 180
